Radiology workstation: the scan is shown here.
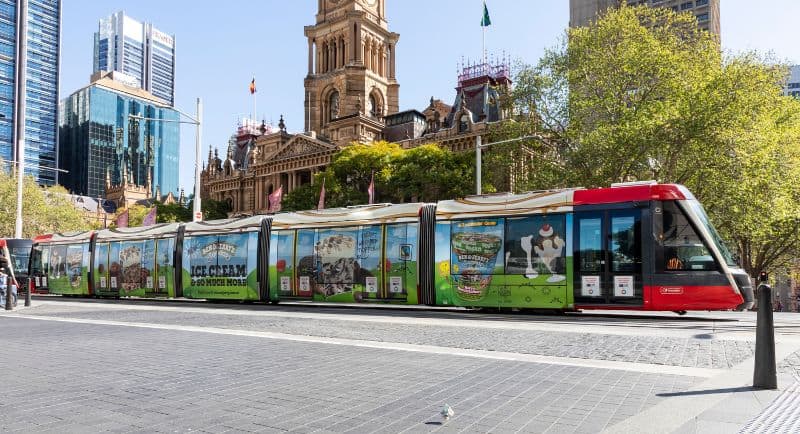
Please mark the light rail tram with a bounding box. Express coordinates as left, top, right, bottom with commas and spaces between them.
29, 182, 753, 313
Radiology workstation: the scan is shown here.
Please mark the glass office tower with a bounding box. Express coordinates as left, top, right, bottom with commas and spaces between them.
0, 0, 61, 185
93, 11, 175, 106
59, 76, 180, 199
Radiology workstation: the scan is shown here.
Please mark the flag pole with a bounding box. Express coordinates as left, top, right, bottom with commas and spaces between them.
482, 9, 486, 66
253, 74, 257, 126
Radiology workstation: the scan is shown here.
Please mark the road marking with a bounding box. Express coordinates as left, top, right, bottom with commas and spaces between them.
6, 313, 722, 378
20, 300, 767, 341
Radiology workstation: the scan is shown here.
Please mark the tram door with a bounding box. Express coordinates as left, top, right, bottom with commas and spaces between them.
574, 208, 644, 306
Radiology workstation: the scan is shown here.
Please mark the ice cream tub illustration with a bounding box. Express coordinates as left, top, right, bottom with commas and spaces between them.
451, 229, 502, 301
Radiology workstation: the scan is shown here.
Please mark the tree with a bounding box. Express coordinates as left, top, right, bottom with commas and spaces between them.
155, 202, 191, 223
0, 166, 91, 237
492, 4, 800, 277
281, 141, 477, 211
110, 204, 152, 228
201, 198, 232, 220
391, 144, 475, 202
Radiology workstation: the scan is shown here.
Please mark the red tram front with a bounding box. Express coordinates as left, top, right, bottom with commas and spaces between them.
571, 183, 751, 312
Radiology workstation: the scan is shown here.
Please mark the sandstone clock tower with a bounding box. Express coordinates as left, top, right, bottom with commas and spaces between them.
304, 0, 400, 145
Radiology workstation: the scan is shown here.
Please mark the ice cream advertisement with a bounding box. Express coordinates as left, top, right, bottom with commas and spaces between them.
450, 219, 504, 302
45, 243, 90, 295
435, 215, 573, 309
270, 223, 419, 304
182, 232, 259, 300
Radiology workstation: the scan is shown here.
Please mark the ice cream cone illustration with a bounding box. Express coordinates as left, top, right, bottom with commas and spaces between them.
533, 224, 565, 283
520, 235, 538, 279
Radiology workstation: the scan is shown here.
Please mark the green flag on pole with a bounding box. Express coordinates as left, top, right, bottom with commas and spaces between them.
481, 1, 491, 27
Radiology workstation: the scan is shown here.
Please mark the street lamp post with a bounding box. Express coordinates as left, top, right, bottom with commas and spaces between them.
130, 97, 203, 222
475, 134, 542, 195
14, 0, 28, 239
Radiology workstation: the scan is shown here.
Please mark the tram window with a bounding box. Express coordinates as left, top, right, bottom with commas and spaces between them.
274, 231, 296, 296
505, 215, 566, 276
656, 201, 716, 272
579, 218, 603, 273
10, 247, 30, 274
611, 215, 641, 273
30, 245, 44, 275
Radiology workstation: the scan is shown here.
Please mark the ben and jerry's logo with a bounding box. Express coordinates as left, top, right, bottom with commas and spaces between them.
201, 241, 238, 260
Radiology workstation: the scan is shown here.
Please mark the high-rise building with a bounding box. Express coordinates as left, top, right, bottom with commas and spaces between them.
570, 0, 720, 36
59, 72, 180, 201
0, 0, 61, 185
786, 65, 800, 99
93, 11, 175, 106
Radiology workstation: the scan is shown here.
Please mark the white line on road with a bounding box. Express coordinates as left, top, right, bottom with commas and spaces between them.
19, 300, 771, 341
6, 313, 723, 378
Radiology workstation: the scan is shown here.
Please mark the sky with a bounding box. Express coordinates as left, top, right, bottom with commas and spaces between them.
59, 0, 800, 193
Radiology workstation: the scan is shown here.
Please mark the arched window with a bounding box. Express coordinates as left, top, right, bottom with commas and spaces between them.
329, 90, 340, 121
368, 94, 377, 118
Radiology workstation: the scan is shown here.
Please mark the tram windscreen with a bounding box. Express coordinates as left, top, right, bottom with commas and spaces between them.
684, 200, 737, 267
10, 247, 30, 274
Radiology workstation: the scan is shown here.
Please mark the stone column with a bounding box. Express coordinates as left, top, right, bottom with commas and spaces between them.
389, 43, 396, 78
328, 41, 334, 71
355, 23, 362, 64
308, 38, 314, 74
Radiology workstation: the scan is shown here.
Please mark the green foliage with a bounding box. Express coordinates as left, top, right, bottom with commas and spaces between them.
201, 198, 232, 220
154, 198, 230, 223
110, 204, 152, 228
492, 4, 800, 276
0, 166, 91, 237
281, 141, 476, 211
391, 144, 475, 202
156, 201, 191, 223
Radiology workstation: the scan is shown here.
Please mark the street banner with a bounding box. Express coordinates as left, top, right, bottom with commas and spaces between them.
116, 209, 129, 228
368, 172, 375, 204
142, 207, 157, 226
269, 185, 283, 213
318, 178, 326, 210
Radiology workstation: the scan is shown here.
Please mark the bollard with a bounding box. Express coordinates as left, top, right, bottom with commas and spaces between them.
753, 283, 777, 389
25, 279, 31, 307
3, 274, 11, 311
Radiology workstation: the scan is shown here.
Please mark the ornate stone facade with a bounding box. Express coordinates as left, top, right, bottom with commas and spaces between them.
201, 0, 511, 216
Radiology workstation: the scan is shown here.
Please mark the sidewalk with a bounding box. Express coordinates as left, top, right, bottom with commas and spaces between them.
605, 340, 800, 433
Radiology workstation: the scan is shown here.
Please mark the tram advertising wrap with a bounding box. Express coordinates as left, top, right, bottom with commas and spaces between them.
435, 215, 573, 308
29, 184, 753, 313
182, 232, 259, 300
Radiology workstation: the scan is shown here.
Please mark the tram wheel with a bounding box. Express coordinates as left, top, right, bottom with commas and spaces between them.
269, 299, 280, 305
673, 310, 687, 316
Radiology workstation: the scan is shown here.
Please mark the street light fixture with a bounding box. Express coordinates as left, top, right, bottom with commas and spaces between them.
129, 98, 203, 222
475, 134, 543, 195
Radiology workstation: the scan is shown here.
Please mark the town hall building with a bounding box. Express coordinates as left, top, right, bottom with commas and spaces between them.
201, 0, 510, 215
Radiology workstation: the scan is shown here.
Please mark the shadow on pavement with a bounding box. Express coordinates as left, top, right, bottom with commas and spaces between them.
657, 386, 753, 397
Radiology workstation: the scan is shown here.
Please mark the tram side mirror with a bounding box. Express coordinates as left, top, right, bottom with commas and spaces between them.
758, 271, 768, 282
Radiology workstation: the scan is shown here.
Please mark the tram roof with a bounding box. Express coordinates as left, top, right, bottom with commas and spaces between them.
182, 215, 267, 235
436, 190, 575, 219
33, 231, 94, 245
436, 183, 689, 218
272, 203, 425, 229
95, 223, 183, 242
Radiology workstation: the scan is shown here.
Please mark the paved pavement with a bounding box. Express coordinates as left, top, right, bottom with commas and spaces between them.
2, 299, 800, 433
